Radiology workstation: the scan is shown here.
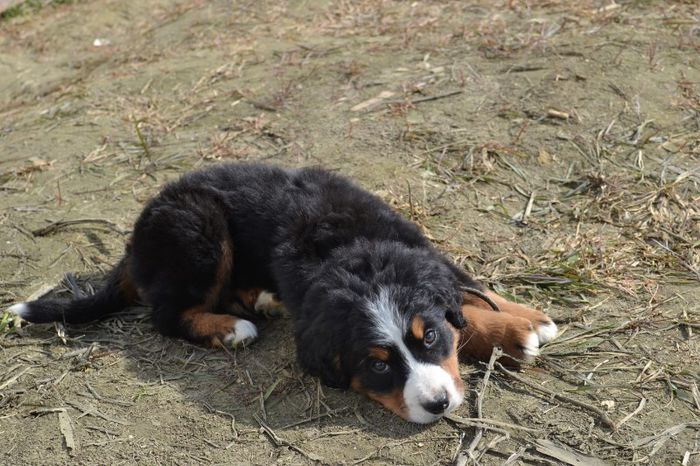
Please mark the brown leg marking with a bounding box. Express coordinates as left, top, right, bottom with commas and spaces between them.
458, 304, 539, 366
205, 240, 233, 306
486, 291, 549, 323
462, 290, 557, 346
181, 308, 242, 347
177, 239, 257, 347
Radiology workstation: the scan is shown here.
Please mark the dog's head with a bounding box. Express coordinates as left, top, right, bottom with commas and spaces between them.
296, 240, 466, 423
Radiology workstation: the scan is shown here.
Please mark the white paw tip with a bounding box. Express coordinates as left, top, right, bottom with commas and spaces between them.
254, 291, 284, 316
521, 331, 540, 361
254, 291, 275, 310
537, 320, 558, 344
224, 319, 258, 347
6, 303, 29, 319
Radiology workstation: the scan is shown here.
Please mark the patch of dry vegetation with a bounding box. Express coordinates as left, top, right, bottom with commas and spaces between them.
1, 0, 699, 464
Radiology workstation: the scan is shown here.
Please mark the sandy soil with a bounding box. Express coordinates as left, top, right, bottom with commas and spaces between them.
1, 1, 699, 464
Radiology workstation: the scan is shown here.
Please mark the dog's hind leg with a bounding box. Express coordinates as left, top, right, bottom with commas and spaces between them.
130, 190, 258, 348
178, 306, 258, 348
152, 239, 258, 348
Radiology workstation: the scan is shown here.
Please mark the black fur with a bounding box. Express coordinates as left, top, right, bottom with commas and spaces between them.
15, 258, 131, 324
17, 163, 481, 389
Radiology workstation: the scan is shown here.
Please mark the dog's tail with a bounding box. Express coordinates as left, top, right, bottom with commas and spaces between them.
6, 257, 139, 324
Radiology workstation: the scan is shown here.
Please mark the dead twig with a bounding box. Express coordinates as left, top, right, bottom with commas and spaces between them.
253, 413, 324, 463
0, 366, 30, 390
134, 120, 152, 160
496, 362, 615, 429
445, 414, 539, 434
202, 403, 239, 445
649, 239, 700, 281
454, 347, 504, 466
534, 439, 608, 465
66, 400, 132, 426
615, 398, 646, 430
383, 90, 464, 108
28, 408, 77, 455
85, 382, 135, 407
279, 407, 349, 430
632, 422, 700, 459
58, 409, 78, 456
32, 218, 128, 237
513, 191, 536, 226
547, 109, 570, 120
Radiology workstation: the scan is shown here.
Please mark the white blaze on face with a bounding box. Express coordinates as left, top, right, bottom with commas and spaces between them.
365, 288, 464, 424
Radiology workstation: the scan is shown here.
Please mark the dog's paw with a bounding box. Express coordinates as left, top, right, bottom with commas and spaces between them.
223, 319, 258, 348
254, 291, 286, 319
459, 305, 544, 365
499, 317, 541, 364
512, 325, 540, 362
483, 292, 558, 346
535, 319, 558, 345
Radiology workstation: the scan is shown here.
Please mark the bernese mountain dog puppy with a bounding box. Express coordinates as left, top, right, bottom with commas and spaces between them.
6, 163, 557, 423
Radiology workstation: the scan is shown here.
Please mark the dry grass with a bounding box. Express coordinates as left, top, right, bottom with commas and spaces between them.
1, 0, 699, 464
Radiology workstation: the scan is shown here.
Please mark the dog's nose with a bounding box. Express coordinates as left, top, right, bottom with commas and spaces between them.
422, 392, 449, 415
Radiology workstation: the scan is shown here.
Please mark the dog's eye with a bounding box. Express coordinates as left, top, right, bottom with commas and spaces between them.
370, 359, 389, 374
424, 329, 437, 347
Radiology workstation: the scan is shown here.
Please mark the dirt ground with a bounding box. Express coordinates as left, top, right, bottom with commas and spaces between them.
1, 0, 699, 464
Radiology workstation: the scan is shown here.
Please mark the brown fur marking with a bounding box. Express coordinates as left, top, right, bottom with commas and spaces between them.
441, 326, 464, 392
178, 240, 237, 347
369, 347, 390, 362
118, 260, 141, 304
410, 315, 425, 341
484, 291, 553, 329
334, 354, 342, 371
458, 304, 535, 366
235, 288, 263, 309
351, 376, 408, 420
181, 307, 240, 347
202, 240, 233, 308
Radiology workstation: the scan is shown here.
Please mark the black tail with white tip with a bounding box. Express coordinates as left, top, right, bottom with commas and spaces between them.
6, 258, 136, 324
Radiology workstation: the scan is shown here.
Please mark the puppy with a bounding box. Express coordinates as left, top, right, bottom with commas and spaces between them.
6, 164, 556, 423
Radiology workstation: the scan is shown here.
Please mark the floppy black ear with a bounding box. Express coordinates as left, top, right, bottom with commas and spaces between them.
434, 255, 477, 330
446, 306, 467, 329
295, 324, 350, 389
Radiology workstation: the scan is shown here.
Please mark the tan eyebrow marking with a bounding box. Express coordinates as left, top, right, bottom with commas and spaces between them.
369, 346, 390, 361
411, 315, 425, 340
